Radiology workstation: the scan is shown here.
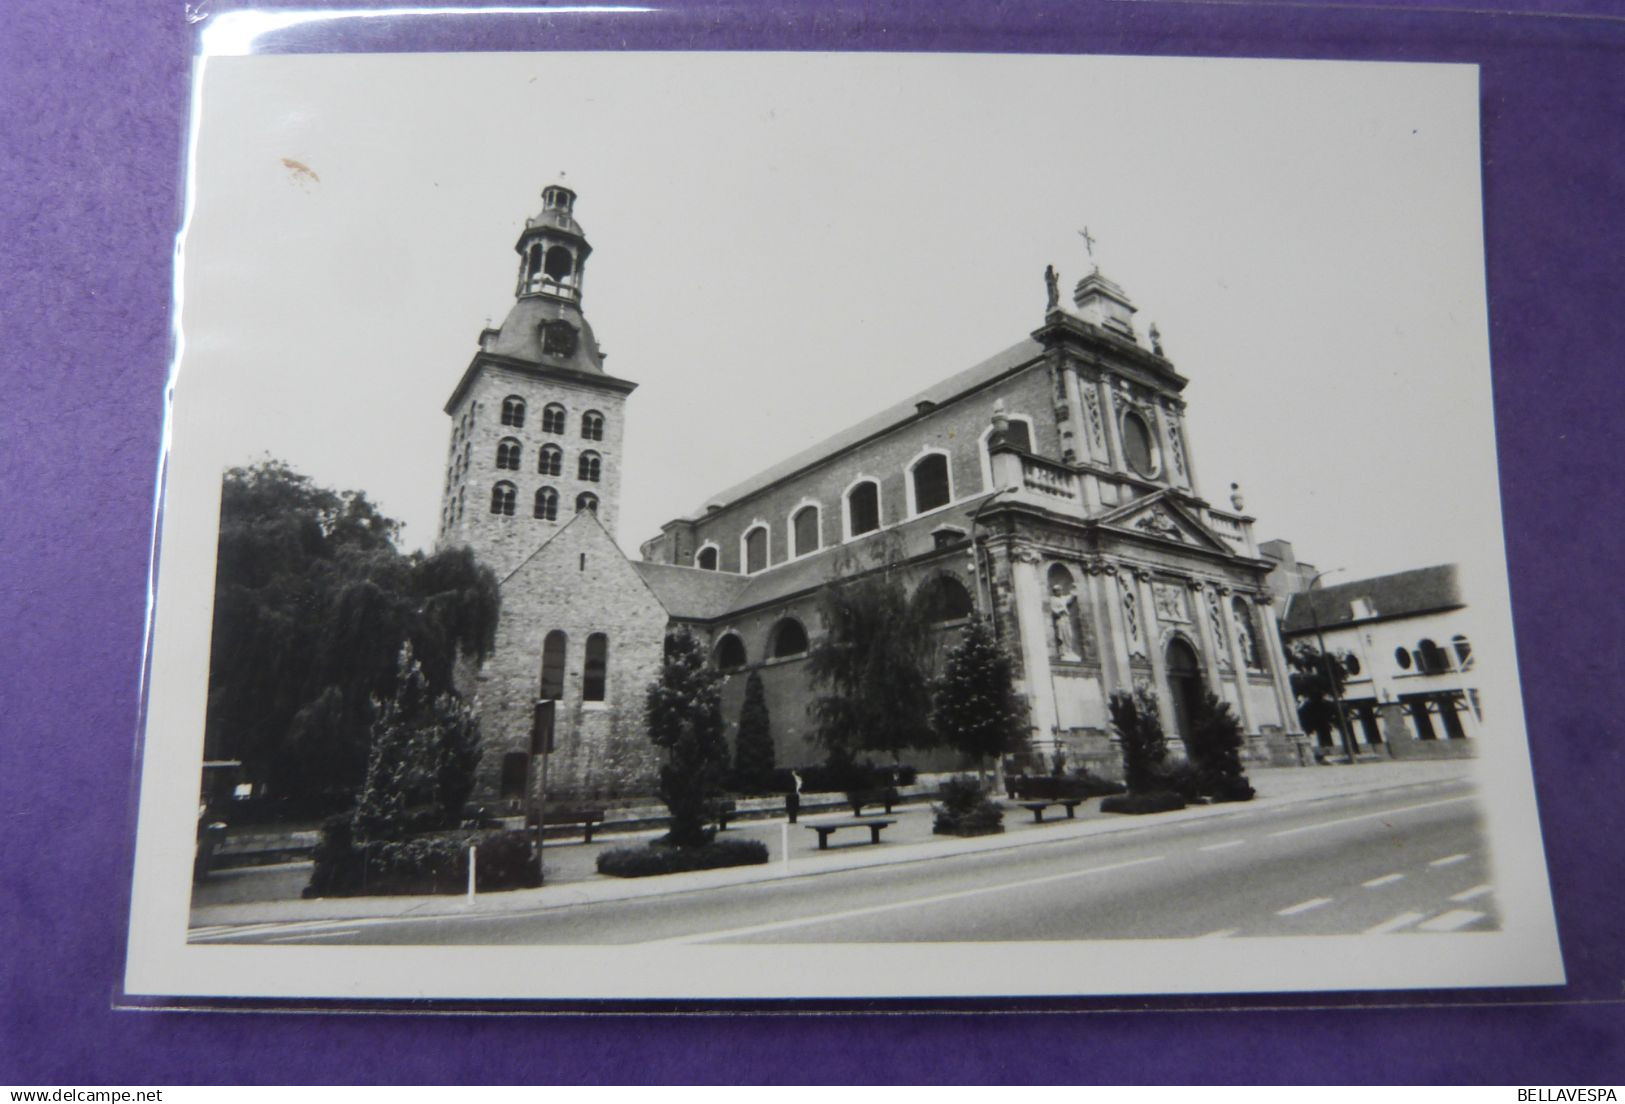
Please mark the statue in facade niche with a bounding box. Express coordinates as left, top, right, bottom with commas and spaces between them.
1044, 265, 1060, 313
1050, 585, 1079, 659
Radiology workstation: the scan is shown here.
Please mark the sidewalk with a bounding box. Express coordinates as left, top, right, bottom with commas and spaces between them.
190, 758, 1476, 929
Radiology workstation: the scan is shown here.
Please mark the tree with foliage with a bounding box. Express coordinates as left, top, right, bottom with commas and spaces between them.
646, 629, 729, 848
205, 459, 500, 808
352, 643, 483, 842
932, 616, 1029, 776
1286, 641, 1355, 759
1186, 693, 1255, 801
732, 670, 776, 794
1108, 688, 1168, 794
806, 537, 936, 764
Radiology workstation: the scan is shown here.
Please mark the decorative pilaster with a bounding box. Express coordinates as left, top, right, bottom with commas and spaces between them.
1188, 580, 1225, 689
1135, 567, 1179, 745
1009, 544, 1059, 755
1256, 596, 1304, 736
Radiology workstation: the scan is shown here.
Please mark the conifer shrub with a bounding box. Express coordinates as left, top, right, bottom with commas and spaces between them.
595, 838, 769, 878
1187, 693, 1256, 802
1102, 688, 1186, 815
931, 778, 1005, 836
732, 671, 777, 794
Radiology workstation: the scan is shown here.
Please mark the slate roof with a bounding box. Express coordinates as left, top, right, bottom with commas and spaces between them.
1280, 563, 1463, 633
681, 337, 1045, 519
630, 561, 751, 621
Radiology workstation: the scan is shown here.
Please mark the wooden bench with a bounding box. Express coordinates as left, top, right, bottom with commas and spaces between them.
806, 818, 895, 850
1018, 799, 1083, 823
536, 807, 606, 842
847, 787, 901, 817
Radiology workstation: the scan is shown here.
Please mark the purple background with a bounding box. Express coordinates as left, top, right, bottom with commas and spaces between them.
5, 0, 1624, 1084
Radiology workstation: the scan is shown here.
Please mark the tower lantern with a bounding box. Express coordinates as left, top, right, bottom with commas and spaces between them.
515, 181, 592, 302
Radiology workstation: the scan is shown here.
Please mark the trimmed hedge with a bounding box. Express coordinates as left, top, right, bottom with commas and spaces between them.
596, 838, 770, 878
1100, 791, 1187, 816
303, 815, 541, 897
1011, 774, 1125, 801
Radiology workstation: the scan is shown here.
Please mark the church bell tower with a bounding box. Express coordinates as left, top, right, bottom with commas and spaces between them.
436, 181, 639, 578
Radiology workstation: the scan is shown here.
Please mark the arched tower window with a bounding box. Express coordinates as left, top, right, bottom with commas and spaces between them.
538, 444, 563, 476
533, 486, 558, 520
743, 525, 768, 574
575, 491, 599, 514
582, 633, 608, 702
495, 437, 522, 470
490, 481, 516, 516
544, 245, 574, 283
539, 630, 567, 699
910, 452, 952, 514
792, 505, 820, 557
542, 403, 567, 434
501, 396, 526, 427
846, 480, 880, 537
769, 618, 809, 659
715, 633, 747, 672
918, 575, 975, 625
577, 450, 602, 482
581, 410, 604, 441
696, 545, 719, 571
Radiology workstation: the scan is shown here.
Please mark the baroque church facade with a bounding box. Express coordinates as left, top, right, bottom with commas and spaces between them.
436, 184, 1308, 808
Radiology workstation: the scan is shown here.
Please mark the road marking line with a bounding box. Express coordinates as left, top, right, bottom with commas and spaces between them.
640, 855, 1168, 945
1199, 840, 1246, 852
265, 929, 363, 943
1197, 928, 1239, 939
1365, 911, 1426, 934
1418, 909, 1486, 932
1276, 897, 1333, 916
1362, 873, 1405, 888
1267, 796, 1474, 838
191, 917, 393, 943
1429, 853, 1469, 867
1450, 884, 1493, 903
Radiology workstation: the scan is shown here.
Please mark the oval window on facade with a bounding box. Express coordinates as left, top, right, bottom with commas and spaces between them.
1121, 410, 1157, 477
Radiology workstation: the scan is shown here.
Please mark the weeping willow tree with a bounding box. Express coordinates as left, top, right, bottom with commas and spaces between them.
806, 535, 937, 767
204, 460, 500, 809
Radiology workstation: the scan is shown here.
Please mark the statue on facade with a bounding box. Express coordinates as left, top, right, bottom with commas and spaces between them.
1044, 265, 1060, 313
1049, 584, 1079, 659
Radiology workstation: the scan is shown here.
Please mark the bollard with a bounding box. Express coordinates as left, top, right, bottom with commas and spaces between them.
780, 822, 789, 873
467, 844, 477, 903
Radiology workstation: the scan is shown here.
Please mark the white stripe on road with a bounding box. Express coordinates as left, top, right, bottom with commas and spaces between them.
266, 929, 363, 943
191, 917, 391, 943
1418, 909, 1486, 932
1362, 873, 1405, 888
1450, 884, 1493, 903
1364, 911, 1426, 934
1267, 796, 1473, 838
1197, 928, 1239, 939
640, 855, 1168, 945
1276, 897, 1333, 916
1429, 853, 1469, 867
1199, 840, 1246, 852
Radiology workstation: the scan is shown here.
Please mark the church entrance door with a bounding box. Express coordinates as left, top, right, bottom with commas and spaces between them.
1165, 637, 1205, 745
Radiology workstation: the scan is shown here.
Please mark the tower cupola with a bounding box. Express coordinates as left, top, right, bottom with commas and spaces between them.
515, 182, 592, 302
1072, 267, 1138, 339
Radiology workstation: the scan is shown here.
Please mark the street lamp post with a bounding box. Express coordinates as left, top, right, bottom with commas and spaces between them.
1304, 568, 1357, 764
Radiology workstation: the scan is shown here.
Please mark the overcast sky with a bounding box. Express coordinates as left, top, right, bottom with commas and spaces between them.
175, 50, 1498, 583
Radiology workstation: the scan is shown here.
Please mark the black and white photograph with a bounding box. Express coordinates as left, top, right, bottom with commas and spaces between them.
125, 46, 1563, 1001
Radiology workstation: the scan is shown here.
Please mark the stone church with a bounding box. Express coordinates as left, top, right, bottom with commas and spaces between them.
435, 183, 1308, 808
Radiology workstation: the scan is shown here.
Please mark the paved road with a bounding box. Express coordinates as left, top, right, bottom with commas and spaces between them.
192, 778, 1495, 946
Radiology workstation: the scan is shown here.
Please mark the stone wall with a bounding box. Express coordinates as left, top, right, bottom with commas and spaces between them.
467, 512, 667, 807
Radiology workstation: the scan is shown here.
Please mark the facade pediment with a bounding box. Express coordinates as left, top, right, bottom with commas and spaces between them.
1096, 493, 1234, 555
